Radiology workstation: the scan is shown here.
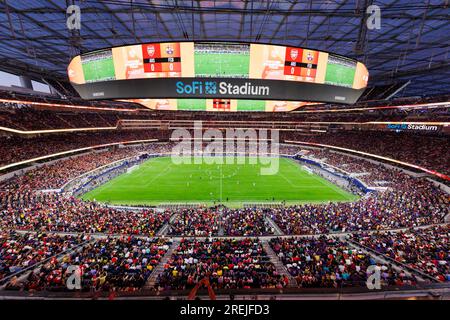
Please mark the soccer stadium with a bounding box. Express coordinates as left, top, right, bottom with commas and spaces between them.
0, 0, 448, 307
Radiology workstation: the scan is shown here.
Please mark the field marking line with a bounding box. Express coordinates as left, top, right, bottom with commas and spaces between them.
143, 161, 174, 187
86, 157, 353, 204
304, 169, 353, 199
285, 158, 354, 199
278, 171, 302, 188
277, 169, 331, 191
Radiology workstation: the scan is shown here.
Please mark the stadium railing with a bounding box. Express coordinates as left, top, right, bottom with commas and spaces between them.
1, 282, 449, 300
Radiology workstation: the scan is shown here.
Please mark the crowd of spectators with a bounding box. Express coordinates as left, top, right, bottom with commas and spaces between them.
0, 132, 447, 294
1, 93, 448, 179
155, 238, 288, 291
0, 124, 447, 180
0, 231, 86, 282
6, 236, 171, 292
1, 149, 141, 191
303, 148, 403, 186
0, 130, 169, 167
304, 149, 375, 175
1, 143, 174, 191
352, 225, 449, 282
1, 144, 447, 238
0, 193, 172, 236
167, 207, 275, 237
0, 106, 121, 130
255, 149, 450, 234
269, 236, 418, 288
285, 131, 450, 176
168, 209, 221, 237
221, 208, 274, 236
268, 172, 448, 234
1, 91, 448, 131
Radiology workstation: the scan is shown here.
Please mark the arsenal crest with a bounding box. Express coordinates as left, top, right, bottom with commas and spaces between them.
290, 49, 298, 60
146, 45, 155, 57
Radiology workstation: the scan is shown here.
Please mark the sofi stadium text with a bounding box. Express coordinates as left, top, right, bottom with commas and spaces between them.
179, 304, 270, 318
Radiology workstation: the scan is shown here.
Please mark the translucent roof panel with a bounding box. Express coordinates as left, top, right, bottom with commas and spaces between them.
0, 0, 447, 98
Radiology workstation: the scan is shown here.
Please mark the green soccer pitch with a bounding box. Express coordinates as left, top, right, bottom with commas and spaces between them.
194, 53, 250, 77
81, 156, 358, 207
324, 63, 356, 87
82, 58, 115, 82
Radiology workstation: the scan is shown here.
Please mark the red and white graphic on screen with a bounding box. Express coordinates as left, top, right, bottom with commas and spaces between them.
213, 99, 231, 110
142, 43, 162, 73
141, 43, 181, 74
147, 45, 155, 57
284, 47, 303, 76
290, 49, 299, 61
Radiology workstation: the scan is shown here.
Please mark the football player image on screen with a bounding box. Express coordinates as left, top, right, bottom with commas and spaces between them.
112, 45, 145, 80
124, 46, 145, 79
153, 99, 177, 110
260, 45, 286, 80
120, 98, 177, 110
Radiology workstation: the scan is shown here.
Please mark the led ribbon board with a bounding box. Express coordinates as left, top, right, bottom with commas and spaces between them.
68, 42, 369, 111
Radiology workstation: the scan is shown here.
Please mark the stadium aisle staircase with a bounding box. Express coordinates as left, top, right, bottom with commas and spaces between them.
261, 240, 297, 288
156, 211, 181, 236
55, 113, 76, 128
345, 238, 432, 283
144, 238, 180, 289
265, 216, 284, 235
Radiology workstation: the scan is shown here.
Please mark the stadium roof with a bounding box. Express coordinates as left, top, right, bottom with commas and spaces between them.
0, 0, 448, 99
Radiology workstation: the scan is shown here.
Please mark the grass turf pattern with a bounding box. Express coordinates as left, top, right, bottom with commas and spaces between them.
194, 53, 250, 77
81, 157, 357, 207
324, 63, 356, 88
178, 99, 207, 111
237, 99, 266, 111
82, 57, 115, 83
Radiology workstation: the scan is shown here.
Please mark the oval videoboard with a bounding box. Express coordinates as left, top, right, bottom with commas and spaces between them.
68, 42, 369, 110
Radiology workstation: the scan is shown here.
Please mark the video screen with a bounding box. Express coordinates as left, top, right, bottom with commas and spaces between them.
69, 41, 367, 88
249, 44, 325, 83
112, 42, 195, 79
68, 42, 369, 106
122, 98, 318, 112
194, 43, 250, 78
324, 54, 357, 88
81, 49, 116, 83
